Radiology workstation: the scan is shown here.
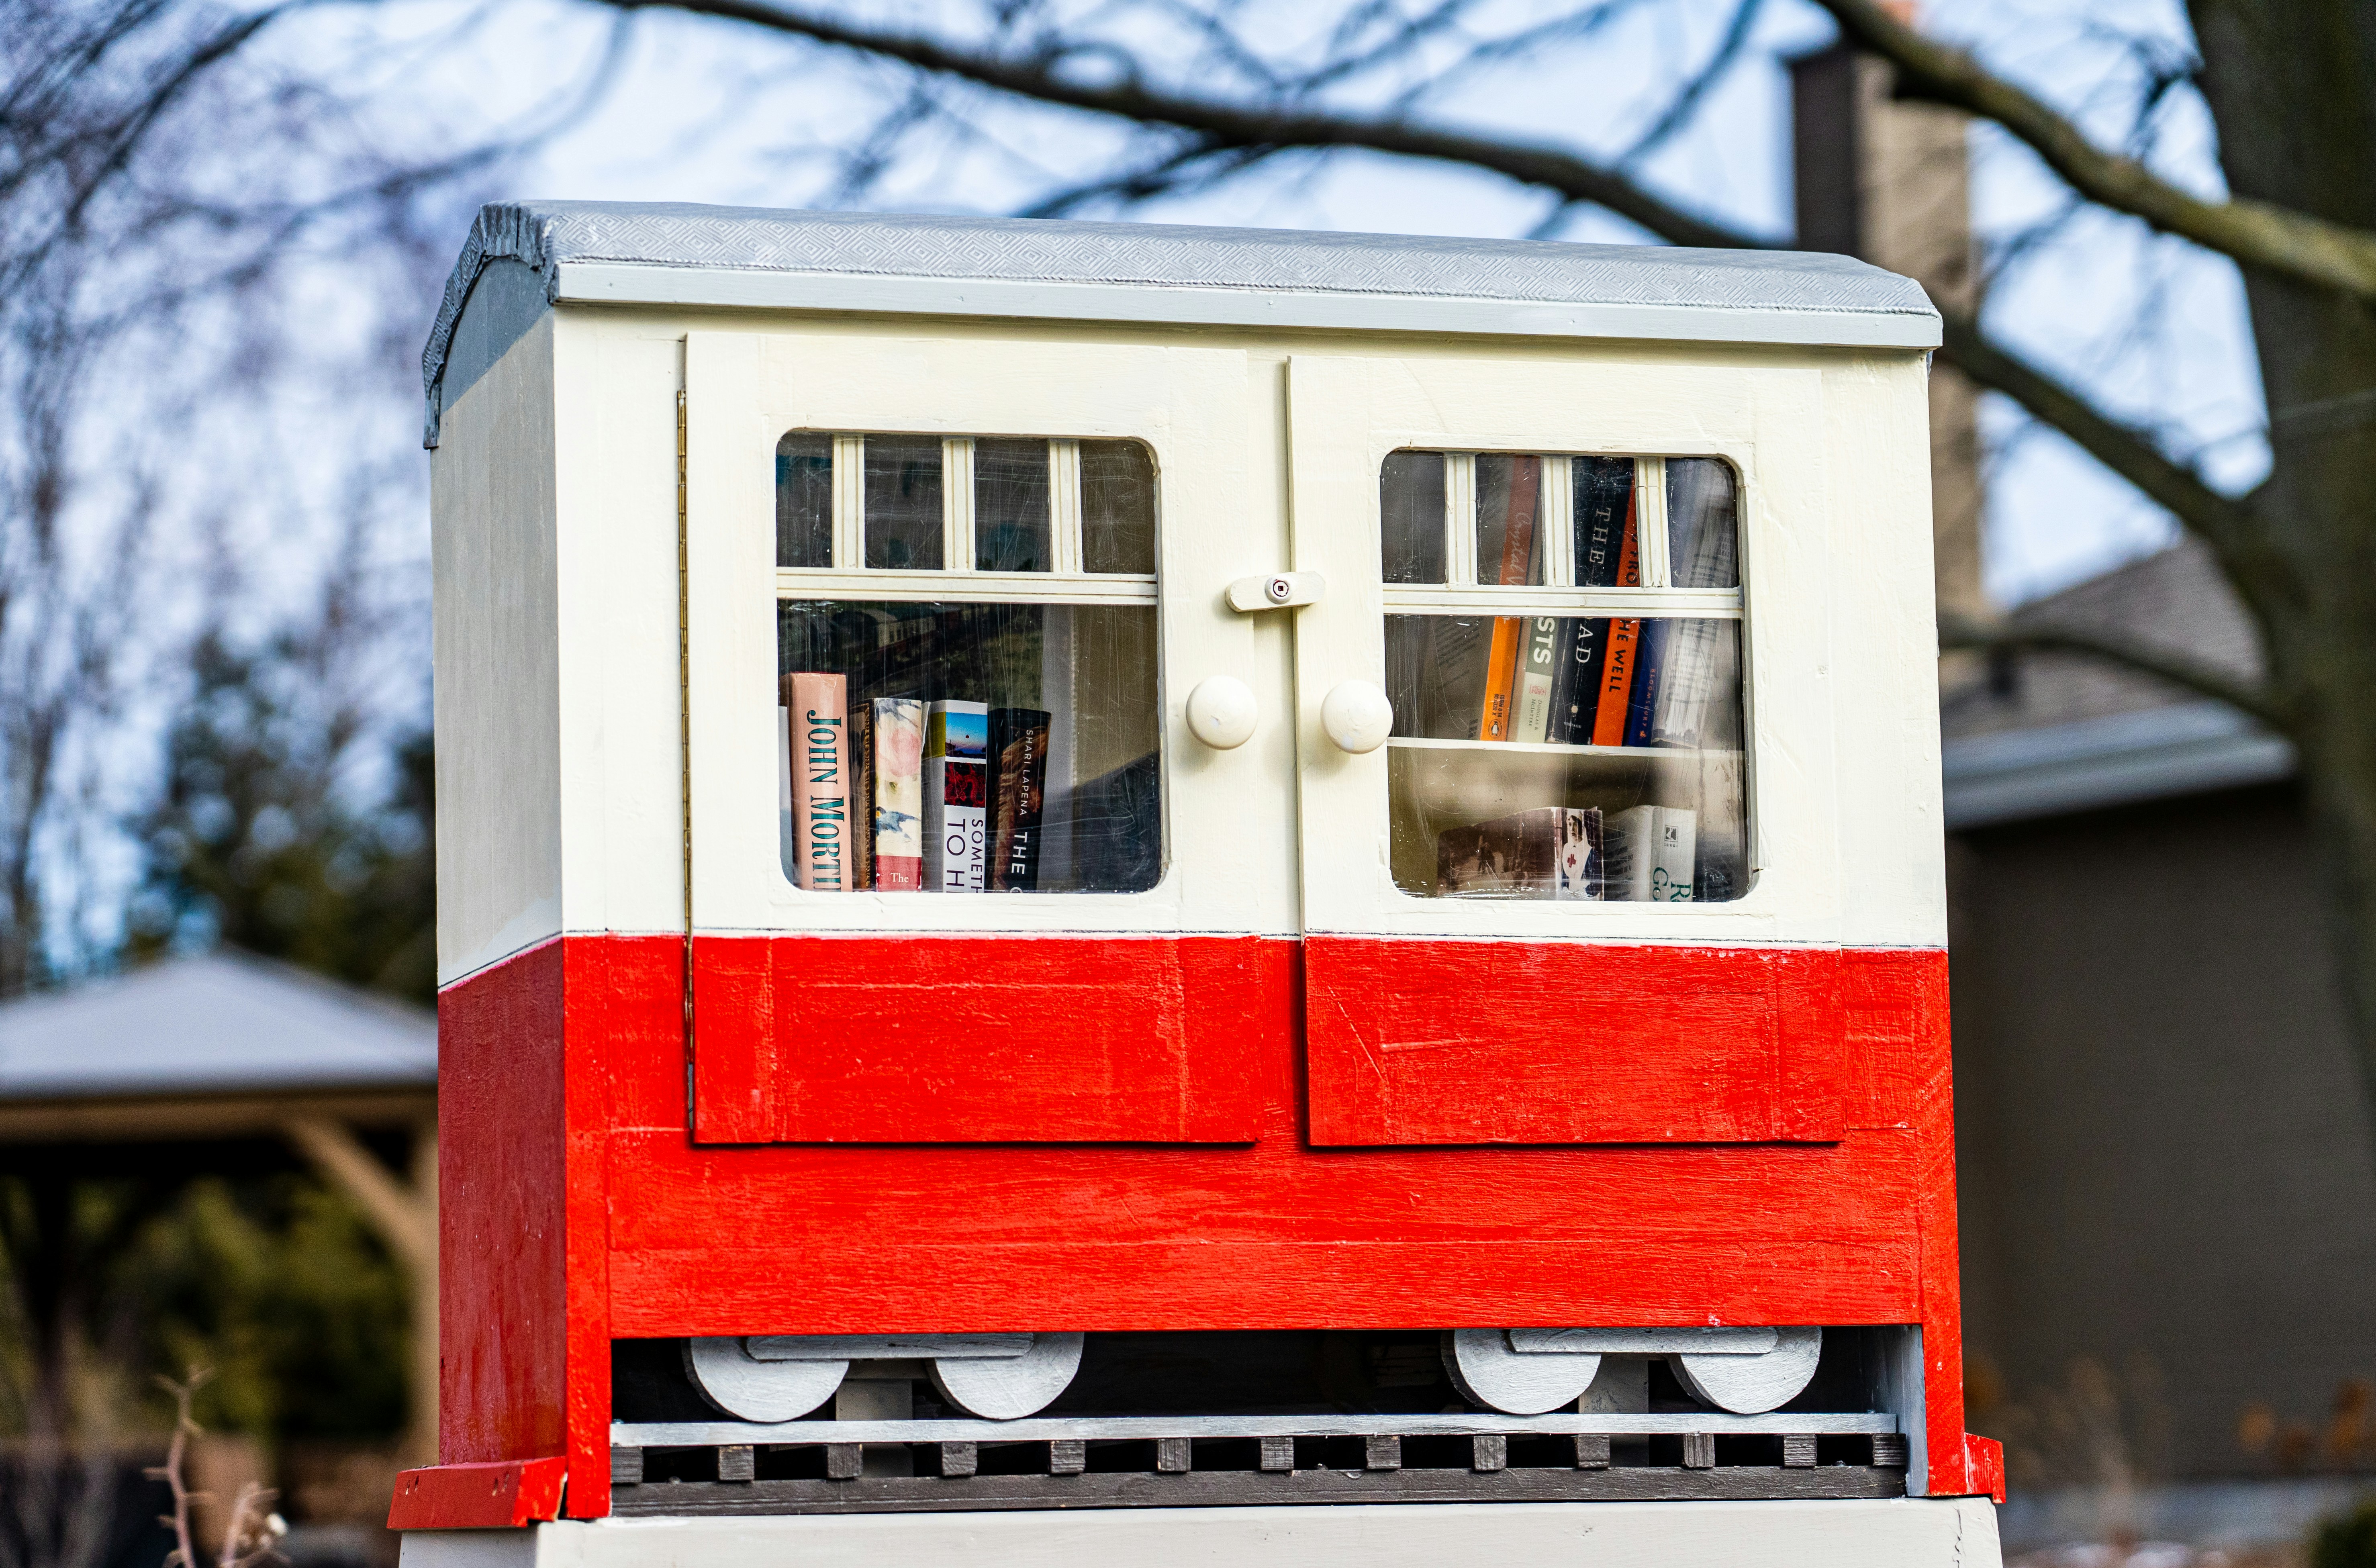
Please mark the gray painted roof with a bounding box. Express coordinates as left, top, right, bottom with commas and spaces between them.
0, 953, 436, 1101
423, 200, 1939, 444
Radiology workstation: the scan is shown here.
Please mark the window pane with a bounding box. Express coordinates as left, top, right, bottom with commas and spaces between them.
1573, 456, 1635, 587
975, 438, 1051, 572
776, 432, 834, 568
1667, 457, 1740, 589
778, 600, 1160, 894
863, 437, 944, 570
1081, 440, 1156, 574
1474, 455, 1546, 586
1380, 450, 1446, 584
1383, 612, 1747, 902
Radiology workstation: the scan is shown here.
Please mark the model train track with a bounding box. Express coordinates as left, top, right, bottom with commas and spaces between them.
610, 1412, 1909, 1513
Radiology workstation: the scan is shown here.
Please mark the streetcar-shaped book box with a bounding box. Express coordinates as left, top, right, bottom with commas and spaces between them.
418, 201, 2003, 1525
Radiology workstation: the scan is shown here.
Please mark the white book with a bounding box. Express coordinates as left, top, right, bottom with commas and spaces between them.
1511, 615, 1560, 745
923, 700, 989, 893
1604, 805, 1697, 902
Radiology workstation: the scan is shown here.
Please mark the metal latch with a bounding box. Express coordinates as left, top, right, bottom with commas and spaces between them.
1225, 571, 1326, 612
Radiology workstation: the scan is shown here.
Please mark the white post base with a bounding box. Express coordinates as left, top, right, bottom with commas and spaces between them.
402, 1498, 2002, 1568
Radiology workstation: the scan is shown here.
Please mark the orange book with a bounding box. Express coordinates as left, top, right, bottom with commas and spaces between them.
1476, 459, 1542, 742
1589, 495, 1643, 746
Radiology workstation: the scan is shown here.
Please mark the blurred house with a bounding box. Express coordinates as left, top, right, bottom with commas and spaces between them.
0, 951, 437, 1564
1793, 27, 2376, 1548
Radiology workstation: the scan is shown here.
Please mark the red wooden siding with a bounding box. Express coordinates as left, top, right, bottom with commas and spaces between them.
388, 1457, 566, 1530
433, 934, 1988, 1517
1303, 938, 1851, 1145
436, 940, 568, 1468
689, 934, 1283, 1143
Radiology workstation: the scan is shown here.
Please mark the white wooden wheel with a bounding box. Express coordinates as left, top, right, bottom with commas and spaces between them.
1674, 1326, 1823, 1414
928, 1332, 1084, 1419
684, 1336, 847, 1421
1441, 1329, 1600, 1415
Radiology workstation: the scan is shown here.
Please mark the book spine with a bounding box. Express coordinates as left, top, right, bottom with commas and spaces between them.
848, 701, 874, 890
1510, 616, 1560, 744
1546, 618, 1610, 745
1621, 618, 1673, 748
1589, 495, 1643, 746
1575, 457, 1632, 587
1651, 807, 1698, 902
923, 700, 989, 893
1475, 459, 1542, 742
1602, 804, 1653, 902
870, 697, 926, 891
987, 708, 1052, 892
1554, 808, 1605, 901
1478, 619, 1523, 742
785, 672, 850, 892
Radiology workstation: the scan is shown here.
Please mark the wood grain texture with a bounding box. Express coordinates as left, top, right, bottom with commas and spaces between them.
437, 940, 568, 1468
1302, 939, 1855, 1145
690, 935, 1286, 1143
387, 1457, 567, 1529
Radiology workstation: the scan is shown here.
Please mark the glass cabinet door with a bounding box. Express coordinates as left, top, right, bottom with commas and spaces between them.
1284, 352, 1847, 1147
684, 331, 1279, 1146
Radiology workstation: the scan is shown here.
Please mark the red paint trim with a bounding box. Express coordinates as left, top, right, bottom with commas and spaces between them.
690, 935, 1282, 1143
1304, 939, 1848, 1145
387, 1457, 566, 1530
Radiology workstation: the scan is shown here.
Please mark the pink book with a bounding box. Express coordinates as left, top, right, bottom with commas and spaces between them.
784, 672, 850, 892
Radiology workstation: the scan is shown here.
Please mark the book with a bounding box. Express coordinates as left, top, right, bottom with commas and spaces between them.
987, 707, 1052, 892
1510, 615, 1561, 744
1545, 617, 1611, 746
1437, 807, 1602, 900
1575, 457, 1633, 587
1476, 457, 1541, 742
1622, 618, 1673, 748
784, 672, 851, 892
1589, 492, 1643, 746
1604, 805, 1697, 902
867, 697, 926, 891
848, 701, 874, 890
923, 700, 989, 893
1416, 616, 1493, 739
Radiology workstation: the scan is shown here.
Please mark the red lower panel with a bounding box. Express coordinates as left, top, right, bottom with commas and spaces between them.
690, 933, 1285, 1143
1304, 938, 1850, 1145
387, 1457, 566, 1530
437, 941, 568, 1466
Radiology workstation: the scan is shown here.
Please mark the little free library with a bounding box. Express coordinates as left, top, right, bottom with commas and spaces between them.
399, 201, 2003, 1567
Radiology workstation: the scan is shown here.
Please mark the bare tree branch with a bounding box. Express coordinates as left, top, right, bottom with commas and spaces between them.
594, 0, 2269, 633
1939, 611, 2286, 729
1809, 0, 2376, 302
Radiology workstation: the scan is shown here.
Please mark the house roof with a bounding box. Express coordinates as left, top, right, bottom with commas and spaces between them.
1940, 537, 2288, 828
423, 201, 1939, 444
0, 952, 436, 1103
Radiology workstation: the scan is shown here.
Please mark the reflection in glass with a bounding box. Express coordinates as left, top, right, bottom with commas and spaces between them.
779, 600, 1160, 894
1667, 457, 1739, 589
1384, 613, 1746, 902
864, 437, 944, 570
975, 438, 1051, 572
1474, 455, 1545, 586
1379, 451, 1445, 584
1082, 440, 1156, 574
776, 433, 833, 568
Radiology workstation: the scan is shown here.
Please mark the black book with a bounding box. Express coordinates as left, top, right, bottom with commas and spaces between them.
1546, 617, 1612, 746
987, 707, 1052, 891
1574, 457, 1634, 588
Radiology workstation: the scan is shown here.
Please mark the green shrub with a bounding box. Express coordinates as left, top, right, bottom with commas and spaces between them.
2313, 1497, 2376, 1568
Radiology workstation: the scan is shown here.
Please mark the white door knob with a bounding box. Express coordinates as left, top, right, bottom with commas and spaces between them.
1185, 676, 1258, 749
1321, 680, 1395, 754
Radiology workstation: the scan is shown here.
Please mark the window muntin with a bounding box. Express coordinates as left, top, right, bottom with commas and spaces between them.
774, 434, 1161, 895
1378, 452, 1749, 903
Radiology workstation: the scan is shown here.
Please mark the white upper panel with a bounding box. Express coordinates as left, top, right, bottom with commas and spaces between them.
423, 202, 1940, 442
